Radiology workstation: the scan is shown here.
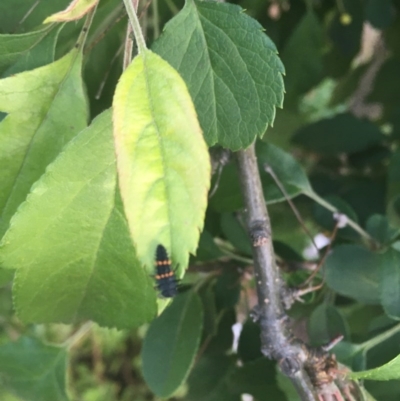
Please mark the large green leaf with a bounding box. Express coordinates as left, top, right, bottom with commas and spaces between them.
0, 337, 68, 401
380, 248, 400, 320
152, 0, 285, 150
141, 291, 203, 398
0, 111, 157, 328
350, 353, 400, 381
325, 245, 381, 304
0, 48, 88, 238
113, 49, 210, 272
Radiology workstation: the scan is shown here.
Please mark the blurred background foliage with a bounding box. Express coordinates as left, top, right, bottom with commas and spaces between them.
1, 0, 400, 400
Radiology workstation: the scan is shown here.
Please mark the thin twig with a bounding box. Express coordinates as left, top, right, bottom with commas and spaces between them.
236, 144, 319, 401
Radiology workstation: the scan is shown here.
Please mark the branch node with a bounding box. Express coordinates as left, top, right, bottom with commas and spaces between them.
250, 220, 270, 246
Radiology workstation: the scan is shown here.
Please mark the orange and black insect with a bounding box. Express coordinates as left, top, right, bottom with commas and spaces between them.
154, 244, 179, 298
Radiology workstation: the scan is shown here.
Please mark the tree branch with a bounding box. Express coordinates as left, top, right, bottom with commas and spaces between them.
236, 144, 319, 401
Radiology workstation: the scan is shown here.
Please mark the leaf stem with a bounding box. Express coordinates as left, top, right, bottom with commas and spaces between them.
310, 192, 376, 247
360, 322, 400, 352
122, 0, 147, 54
64, 322, 93, 350
75, 3, 98, 50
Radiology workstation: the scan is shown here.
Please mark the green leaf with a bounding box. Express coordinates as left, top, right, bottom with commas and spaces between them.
152, 0, 285, 150
141, 291, 203, 398
282, 10, 324, 103
210, 142, 313, 212
112, 49, 210, 273
220, 213, 252, 256
227, 358, 286, 400
366, 215, 400, 244
257, 141, 313, 202
0, 49, 88, 238
380, 248, 400, 320
292, 113, 384, 154
308, 303, 349, 346
0, 25, 53, 75
350, 353, 400, 381
0, 336, 68, 401
325, 245, 381, 304
0, 111, 157, 329
192, 230, 223, 262
187, 354, 238, 401
2, 25, 62, 78
0, 0, 67, 33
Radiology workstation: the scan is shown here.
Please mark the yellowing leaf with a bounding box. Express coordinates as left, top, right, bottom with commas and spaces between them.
113, 50, 210, 272
44, 0, 99, 23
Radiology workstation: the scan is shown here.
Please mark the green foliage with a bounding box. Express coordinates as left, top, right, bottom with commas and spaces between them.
0, 336, 68, 401
0, 48, 88, 238
152, 0, 285, 150
0, 0, 400, 400
141, 291, 203, 397
0, 111, 156, 328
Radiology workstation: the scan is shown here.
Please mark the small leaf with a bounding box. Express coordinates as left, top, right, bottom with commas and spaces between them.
292, 113, 384, 154
0, 49, 88, 238
44, 0, 99, 23
0, 111, 157, 329
350, 353, 400, 381
113, 49, 210, 272
257, 141, 313, 202
0, 337, 68, 401
366, 214, 399, 244
308, 303, 349, 346
325, 245, 381, 304
152, 0, 285, 150
380, 248, 400, 320
141, 291, 203, 398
